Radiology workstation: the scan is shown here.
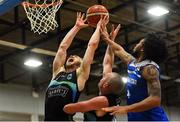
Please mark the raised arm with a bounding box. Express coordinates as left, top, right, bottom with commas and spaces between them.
102, 65, 161, 115
102, 24, 121, 76
53, 12, 88, 77
98, 25, 120, 89
77, 16, 109, 91
100, 24, 134, 65
103, 46, 114, 76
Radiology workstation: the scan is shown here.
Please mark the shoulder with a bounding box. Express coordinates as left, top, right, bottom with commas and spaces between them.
141, 65, 159, 81
52, 66, 65, 79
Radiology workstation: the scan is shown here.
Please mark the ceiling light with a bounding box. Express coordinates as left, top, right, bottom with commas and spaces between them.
122, 77, 128, 84
147, 6, 169, 16
174, 78, 180, 83
24, 59, 42, 67
160, 75, 171, 80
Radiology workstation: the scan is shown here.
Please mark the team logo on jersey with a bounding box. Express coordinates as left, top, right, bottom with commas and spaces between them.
128, 78, 137, 85
60, 74, 66, 78
48, 85, 69, 98
67, 74, 72, 80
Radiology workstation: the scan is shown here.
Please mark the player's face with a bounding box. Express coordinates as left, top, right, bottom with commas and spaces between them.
66, 55, 82, 68
133, 39, 145, 54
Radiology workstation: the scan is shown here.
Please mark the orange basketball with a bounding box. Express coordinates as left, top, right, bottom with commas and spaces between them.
86, 5, 109, 27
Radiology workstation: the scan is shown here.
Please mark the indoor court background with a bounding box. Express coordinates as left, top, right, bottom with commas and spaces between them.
0, 0, 180, 121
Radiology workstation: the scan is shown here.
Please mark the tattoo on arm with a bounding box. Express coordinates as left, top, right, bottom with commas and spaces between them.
146, 66, 157, 76
144, 65, 161, 97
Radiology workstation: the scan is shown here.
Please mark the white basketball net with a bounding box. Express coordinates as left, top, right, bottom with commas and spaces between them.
22, 0, 63, 34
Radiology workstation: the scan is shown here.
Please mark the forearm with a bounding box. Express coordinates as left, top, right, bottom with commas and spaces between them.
59, 26, 80, 50
104, 38, 134, 64
88, 27, 101, 50
64, 96, 109, 114
104, 38, 124, 53
103, 45, 114, 75
64, 102, 89, 114
126, 96, 161, 113
103, 46, 114, 65
84, 27, 101, 65
78, 27, 101, 83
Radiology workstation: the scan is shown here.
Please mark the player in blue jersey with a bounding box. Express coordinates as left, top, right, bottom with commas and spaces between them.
45, 13, 109, 121
100, 22, 169, 121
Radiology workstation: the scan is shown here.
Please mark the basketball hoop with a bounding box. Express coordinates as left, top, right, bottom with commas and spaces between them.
22, 0, 63, 34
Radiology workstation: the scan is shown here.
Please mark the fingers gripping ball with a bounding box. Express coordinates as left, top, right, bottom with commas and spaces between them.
86, 5, 109, 27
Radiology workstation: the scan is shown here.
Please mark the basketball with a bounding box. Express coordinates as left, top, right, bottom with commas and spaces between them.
86, 5, 109, 27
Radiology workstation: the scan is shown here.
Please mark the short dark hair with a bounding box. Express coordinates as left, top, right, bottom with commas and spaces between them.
143, 33, 168, 64
108, 72, 124, 95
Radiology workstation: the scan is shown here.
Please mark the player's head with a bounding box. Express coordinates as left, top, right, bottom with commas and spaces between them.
65, 55, 82, 69
133, 33, 168, 64
98, 72, 124, 95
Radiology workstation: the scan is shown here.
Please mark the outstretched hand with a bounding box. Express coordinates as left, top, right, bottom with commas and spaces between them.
102, 106, 128, 115
100, 24, 121, 42
75, 12, 88, 29
110, 24, 121, 41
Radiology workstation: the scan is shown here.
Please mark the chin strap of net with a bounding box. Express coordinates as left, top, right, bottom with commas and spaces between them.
22, 0, 63, 34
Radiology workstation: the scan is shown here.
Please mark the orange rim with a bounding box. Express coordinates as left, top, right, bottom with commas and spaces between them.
22, 1, 63, 8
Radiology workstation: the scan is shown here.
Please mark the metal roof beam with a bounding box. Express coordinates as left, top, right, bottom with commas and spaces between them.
0, 26, 72, 64
109, 0, 136, 14
0, 19, 29, 37
0, 19, 14, 26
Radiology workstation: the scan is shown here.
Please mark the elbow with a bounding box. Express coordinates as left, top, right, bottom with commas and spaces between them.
59, 44, 67, 52
63, 104, 74, 114
63, 105, 73, 114
114, 50, 120, 56
151, 96, 161, 107
154, 100, 161, 107
88, 41, 98, 49
57, 46, 66, 55
103, 59, 110, 66
156, 98, 161, 106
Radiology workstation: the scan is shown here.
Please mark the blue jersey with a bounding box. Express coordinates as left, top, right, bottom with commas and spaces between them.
126, 60, 169, 121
